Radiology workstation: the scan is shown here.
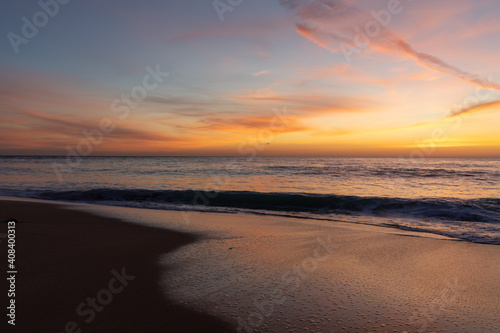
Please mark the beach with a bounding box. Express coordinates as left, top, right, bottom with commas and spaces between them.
0, 197, 232, 332
3, 0, 500, 331
1, 197, 499, 332
2, 0, 500, 330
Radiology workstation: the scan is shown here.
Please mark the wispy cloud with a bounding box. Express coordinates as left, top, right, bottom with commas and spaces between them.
232, 89, 376, 115
281, 0, 500, 91
252, 70, 270, 77
180, 114, 307, 134
448, 99, 500, 118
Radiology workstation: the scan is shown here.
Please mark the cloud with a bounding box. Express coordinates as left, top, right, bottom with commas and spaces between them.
373, 98, 500, 133
232, 90, 376, 115
311, 127, 357, 137
388, 38, 500, 91
252, 70, 270, 77
182, 114, 307, 134
448, 99, 500, 118
294, 63, 391, 86
281, 0, 500, 91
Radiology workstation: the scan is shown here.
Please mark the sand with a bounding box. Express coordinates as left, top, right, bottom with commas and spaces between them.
1, 197, 500, 332
0, 198, 232, 332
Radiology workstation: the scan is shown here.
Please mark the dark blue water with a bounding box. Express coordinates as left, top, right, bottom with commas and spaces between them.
1, 156, 499, 243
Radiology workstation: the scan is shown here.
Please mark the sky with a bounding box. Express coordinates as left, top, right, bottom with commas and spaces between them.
1, 0, 500, 157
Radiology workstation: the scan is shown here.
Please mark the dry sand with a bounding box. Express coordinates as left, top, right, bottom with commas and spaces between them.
1, 197, 500, 332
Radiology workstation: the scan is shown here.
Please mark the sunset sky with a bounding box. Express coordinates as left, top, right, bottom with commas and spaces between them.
1, 0, 500, 156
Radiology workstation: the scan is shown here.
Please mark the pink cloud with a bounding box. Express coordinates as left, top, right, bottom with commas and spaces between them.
281, 0, 500, 91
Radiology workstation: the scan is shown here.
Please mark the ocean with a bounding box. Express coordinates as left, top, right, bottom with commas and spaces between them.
1, 156, 499, 244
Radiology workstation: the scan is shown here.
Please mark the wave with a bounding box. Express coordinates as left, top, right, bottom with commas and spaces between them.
2, 188, 500, 244
4, 188, 498, 222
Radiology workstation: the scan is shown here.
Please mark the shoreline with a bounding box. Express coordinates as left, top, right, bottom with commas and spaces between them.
1, 196, 500, 332
0, 197, 233, 332
1, 195, 470, 244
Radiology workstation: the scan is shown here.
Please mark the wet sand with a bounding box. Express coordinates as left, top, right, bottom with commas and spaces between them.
0, 198, 232, 332
1, 197, 500, 332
